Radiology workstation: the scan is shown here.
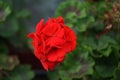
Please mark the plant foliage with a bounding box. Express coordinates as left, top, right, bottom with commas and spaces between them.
49, 0, 120, 80
0, 0, 34, 80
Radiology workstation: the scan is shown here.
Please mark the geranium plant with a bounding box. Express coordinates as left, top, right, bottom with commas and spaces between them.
26, 0, 120, 80
47, 0, 120, 80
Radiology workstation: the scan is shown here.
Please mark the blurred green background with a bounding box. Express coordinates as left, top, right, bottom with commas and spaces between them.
0, 0, 120, 80
0, 0, 62, 80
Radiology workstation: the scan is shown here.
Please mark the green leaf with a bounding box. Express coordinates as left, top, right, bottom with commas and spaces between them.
100, 46, 112, 57
16, 9, 31, 18
0, 40, 9, 54
79, 9, 87, 19
67, 57, 94, 79
97, 38, 108, 50
84, 58, 94, 75
66, 12, 76, 20
97, 36, 116, 50
80, 51, 89, 59
59, 70, 72, 80
88, 16, 95, 24
95, 2, 108, 15
66, 23, 74, 28
0, 1, 11, 22
9, 65, 34, 80
48, 71, 60, 80
95, 65, 115, 78
113, 63, 120, 80
92, 21, 105, 30
83, 45, 93, 54
0, 17, 19, 37
86, 37, 97, 49
113, 69, 120, 80
77, 23, 87, 32
69, 64, 82, 73
4, 6, 11, 19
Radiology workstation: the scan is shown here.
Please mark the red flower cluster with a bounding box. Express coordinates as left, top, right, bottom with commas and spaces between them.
28, 16, 76, 71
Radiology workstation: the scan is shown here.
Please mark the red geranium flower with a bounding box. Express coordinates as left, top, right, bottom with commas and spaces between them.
28, 16, 76, 71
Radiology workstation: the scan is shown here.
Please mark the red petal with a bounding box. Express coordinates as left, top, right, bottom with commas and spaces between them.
41, 61, 48, 71
36, 19, 44, 35
57, 16, 64, 23
46, 18, 55, 25
46, 37, 65, 48
41, 61, 58, 71
47, 48, 66, 62
56, 28, 64, 38
63, 25, 77, 52
42, 23, 61, 36
46, 61, 58, 70
63, 42, 72, 52
63, 41, 76, 52
27, 33, 44, 59
64, 25, 76, 41
34, 45, 43, 60
27, 32, 35, 38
